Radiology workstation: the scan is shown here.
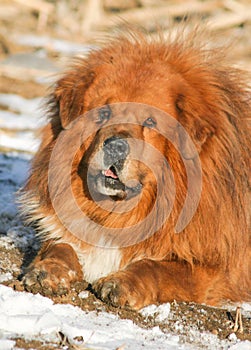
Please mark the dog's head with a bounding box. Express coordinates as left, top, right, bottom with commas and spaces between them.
78, 102, 178, 202
47, 31, 225, 233
53, 46, 215, 206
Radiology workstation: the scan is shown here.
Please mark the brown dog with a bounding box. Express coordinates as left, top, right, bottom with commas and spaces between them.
21, 26, 251, 309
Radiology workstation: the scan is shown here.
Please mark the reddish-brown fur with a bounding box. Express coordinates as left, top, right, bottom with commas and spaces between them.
21, 26, 251, 309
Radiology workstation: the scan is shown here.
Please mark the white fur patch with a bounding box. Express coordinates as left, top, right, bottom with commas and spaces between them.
77, 244, 122, 283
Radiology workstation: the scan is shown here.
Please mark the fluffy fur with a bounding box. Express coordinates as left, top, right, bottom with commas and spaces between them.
21, 26, 251, 309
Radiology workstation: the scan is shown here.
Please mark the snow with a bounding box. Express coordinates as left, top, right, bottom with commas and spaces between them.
0, 92, 250, 349
0, 94, 43, 115
0, 152, 30, 217
0, 93, 46, 152
0, 339, 15, 350
0, 285, 185, 349
79, 290, 90, 299
0, 110, 40, 130
13, 34, 93, 55
140, 303, 171, 323
0, 284, 250, 349
0, 273, 13, 283
241, 303, 251, 314
0, 152, 36, 257
0, 132, 40, 153
228, 333, 238, 342
230, 342, 251, 350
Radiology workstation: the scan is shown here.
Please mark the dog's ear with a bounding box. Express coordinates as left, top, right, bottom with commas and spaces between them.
54, 70, 95, 129
176, 94, 215, 160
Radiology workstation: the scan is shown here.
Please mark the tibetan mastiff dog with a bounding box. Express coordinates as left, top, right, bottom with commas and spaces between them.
21, 26, 251, 309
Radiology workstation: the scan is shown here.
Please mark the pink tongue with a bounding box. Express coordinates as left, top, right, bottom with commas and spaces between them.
104, 168, 118, 179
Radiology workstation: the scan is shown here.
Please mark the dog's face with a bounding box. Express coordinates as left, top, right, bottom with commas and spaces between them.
63, 64, 189, 203
78, 102, 177, 202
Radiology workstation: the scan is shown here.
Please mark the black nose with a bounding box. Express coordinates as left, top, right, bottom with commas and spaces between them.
103, 136, 129, 164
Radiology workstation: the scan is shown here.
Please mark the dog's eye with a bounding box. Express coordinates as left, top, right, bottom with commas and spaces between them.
97, 107, 111, 123
143, 117, 157, 128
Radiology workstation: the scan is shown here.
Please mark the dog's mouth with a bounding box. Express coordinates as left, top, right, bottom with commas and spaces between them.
102, 164, 125, 195
95, 163, 142, 200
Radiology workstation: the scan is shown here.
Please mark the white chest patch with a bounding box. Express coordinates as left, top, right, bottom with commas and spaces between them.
77, 246, 122, 283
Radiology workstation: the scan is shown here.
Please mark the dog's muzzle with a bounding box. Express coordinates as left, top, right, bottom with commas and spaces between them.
103, 136, 129, 168
93, 136, 141, 199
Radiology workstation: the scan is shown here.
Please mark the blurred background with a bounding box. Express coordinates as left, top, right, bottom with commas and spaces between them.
0, 0, 251, 153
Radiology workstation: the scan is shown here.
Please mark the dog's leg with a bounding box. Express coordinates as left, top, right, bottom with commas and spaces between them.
23, 240, 83, 296
93, 259, 222, 309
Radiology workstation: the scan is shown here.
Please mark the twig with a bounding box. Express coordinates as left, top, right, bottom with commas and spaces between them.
208, 11, 251, 31
81, 0, 104, 35
233, 306, 243, 333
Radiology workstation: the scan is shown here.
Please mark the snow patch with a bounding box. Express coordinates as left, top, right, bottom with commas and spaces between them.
13, 34, 93, 55
0, 339, 15, 350
0, 110, 45, 130
0, 273, 13, 283
0, 94, 46, 152
230, 341, 251, 350
0, 153, 30, 218
0, 132, 40, 153
140, 303, 171, 323
79, 291, 90, 299
0, 94, 43, 115
0, 285, 187, 349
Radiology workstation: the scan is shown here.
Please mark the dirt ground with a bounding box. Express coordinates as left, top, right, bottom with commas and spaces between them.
0, 1, 251, 349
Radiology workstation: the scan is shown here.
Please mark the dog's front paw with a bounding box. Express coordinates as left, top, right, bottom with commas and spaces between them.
93, 273, 147, 310
23, 259, 77, 296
